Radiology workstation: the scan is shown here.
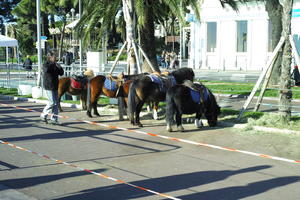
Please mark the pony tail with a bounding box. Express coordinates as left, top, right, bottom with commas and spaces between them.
127, 80, 137, 122
165, 88, 176, 125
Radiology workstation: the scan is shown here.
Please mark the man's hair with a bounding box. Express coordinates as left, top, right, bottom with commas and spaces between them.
46, 51, 56, 61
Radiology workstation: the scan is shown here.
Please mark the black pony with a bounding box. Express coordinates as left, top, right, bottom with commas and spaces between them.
165, 81, 220, 132
127, 67, 195, 127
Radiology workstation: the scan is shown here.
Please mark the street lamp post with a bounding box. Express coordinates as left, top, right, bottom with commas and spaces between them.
70, 8, 75, 61
79, 0, 83, 71
36, 0, 42, 87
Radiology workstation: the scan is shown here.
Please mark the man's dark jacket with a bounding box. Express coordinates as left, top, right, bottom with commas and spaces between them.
23, 58, 32, 70
42, 61, 64, 90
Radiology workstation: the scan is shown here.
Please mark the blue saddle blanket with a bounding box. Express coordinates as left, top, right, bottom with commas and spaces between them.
148, 74, 163, 84
104, 78, 117, 91
190, 87, 209, 104
147, 74, 176, 91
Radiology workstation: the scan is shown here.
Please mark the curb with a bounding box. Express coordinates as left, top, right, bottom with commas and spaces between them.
1, 94, 299, 135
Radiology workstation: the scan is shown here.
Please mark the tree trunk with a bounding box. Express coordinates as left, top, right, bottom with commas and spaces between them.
278, 0, 293, 121
266, 0, 283, 85
140, 1, 159, 73
122, 0, 138, 74
59, 20, 66, 61
50, 14, 57, 49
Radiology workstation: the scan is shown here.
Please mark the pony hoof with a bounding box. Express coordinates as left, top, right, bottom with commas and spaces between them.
166, 124, 172, 132
177, 125, 184, 132
87, 113, 92, 118
195, 120, 203, 128
137, 123, 143, 127
166, 127, 173, 132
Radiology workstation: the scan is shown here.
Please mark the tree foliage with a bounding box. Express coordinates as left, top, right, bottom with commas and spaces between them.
0, 0, 21, 34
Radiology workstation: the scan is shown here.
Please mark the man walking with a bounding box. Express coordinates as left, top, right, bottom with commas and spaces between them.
23, 55, 33, 78
40, 51, 64, 125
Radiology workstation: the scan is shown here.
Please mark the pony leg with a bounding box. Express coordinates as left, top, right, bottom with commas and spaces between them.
176, 113, 184, 132
146, 103, 152, 113
166, 123, 173, 132
93, 98, 100, 117
87, 103, 92, 118
194, 119, 203, 128
153, 102, 159, 120
81, 91, 87, 110
195, 111, 203, 128
135, 101, 144, 127
58, 94, 63, 112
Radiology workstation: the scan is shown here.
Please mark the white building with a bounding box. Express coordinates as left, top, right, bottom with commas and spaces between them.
188, 0, 300, 71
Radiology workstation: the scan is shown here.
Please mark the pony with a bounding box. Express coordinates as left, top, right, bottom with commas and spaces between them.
165, 81, 220, 132
58, 69, 94, 112
87, 73, 148, 118
127, 67, 195, 127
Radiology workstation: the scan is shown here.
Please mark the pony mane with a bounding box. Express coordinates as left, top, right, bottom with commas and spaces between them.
171, 67, 194, 84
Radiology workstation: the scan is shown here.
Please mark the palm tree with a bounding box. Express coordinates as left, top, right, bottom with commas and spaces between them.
76, 0, 241, 73
278, 0, 293, 121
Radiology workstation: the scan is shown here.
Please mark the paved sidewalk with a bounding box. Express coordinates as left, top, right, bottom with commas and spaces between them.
0, 184, 37, 200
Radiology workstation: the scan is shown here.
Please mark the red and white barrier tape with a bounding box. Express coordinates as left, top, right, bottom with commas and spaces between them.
0, 139, 180, 200
1, 103, 300, 165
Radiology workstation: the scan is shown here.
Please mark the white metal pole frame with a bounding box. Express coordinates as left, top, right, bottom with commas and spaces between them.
5, 24, 9, 69
179, 1, 183, 68
36, 0, 42, 87
109, 41, 127, 74
5, 24, 10, 88
79, 0, 83, 71
71, 8, 75, 62
290, 35, 300, 67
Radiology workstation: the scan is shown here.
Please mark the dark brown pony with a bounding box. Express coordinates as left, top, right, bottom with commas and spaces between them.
127, 67, 195, 127
58, 77, 88, 112
87, 73, 147, 118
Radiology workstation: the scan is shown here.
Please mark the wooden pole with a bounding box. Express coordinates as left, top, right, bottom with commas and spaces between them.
289, 35, 300, 66
253, 53, 277, 111
236, 36, 285, 121
109, 41, 127, 74
131, 41, 142, 74
137, 44, 156, 72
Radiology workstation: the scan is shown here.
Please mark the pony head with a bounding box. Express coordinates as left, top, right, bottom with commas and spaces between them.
84, 69, 94, 78
205, 92, 221, 127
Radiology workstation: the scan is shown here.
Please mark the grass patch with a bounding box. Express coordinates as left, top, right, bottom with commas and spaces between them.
0, 87, 18, 96
199, 80, 300, 99
247, 113, 300, 131
0, 87, 32, 98
219, 108, 300, 131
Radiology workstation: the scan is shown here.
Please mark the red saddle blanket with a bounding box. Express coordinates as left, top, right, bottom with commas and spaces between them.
71, 78, 85, 89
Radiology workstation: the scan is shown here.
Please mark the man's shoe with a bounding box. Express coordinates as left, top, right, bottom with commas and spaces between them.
49, 121, 62, 126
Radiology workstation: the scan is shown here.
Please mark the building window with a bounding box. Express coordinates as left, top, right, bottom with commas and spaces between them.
268, 20, 273, 52
207, 22, 217, 52
236, 20, 247, 52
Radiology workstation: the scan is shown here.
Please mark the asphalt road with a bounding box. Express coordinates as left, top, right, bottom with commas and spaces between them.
0, 100, 300, 200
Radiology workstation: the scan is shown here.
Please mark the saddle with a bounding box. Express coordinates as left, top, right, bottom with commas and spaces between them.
70, 75, 88, 90
104, 75, 118, 91
183, 80, 209, 104
147, 73, 176, 92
